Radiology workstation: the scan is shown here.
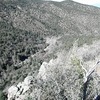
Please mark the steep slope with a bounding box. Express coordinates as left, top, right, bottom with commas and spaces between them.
1, 0, 100, 99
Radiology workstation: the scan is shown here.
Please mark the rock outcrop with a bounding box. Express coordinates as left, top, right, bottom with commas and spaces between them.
7, 76, 33, 100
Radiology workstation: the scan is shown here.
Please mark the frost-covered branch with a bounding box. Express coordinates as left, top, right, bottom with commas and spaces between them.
83, 61, 100, 83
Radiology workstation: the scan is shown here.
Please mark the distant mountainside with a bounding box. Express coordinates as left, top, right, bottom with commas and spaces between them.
1, 0, 100, 100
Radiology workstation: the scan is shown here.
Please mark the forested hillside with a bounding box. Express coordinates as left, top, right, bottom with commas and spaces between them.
1, 0, 100, 100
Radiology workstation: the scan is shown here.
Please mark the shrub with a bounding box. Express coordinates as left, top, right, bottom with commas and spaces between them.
0, 90, 5, 100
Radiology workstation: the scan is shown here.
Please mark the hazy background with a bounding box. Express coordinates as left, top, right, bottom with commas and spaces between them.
45, 0, 100, 7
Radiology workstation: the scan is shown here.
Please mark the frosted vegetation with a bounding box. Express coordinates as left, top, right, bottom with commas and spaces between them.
6, 37, 100, 100
1, 0, 100, 99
